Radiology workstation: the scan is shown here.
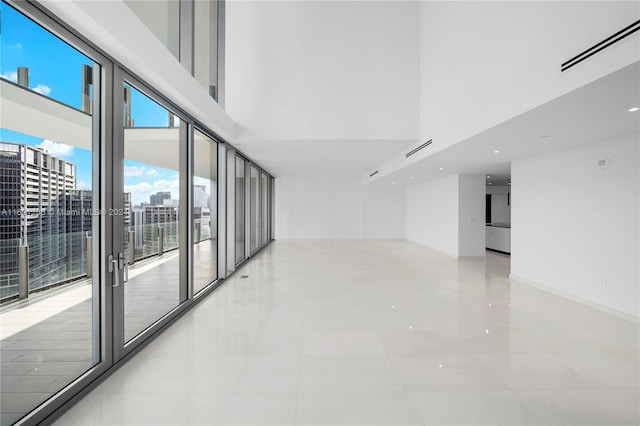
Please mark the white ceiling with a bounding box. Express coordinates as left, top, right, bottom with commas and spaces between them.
373, 61, 640, 187
232, 62, 638, 183
233, 138, 417, 177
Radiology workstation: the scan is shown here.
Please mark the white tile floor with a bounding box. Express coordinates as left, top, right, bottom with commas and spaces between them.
54, 240, 639, 425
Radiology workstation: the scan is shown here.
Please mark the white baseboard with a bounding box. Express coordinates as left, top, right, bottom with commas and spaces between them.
509, 274, 639, 324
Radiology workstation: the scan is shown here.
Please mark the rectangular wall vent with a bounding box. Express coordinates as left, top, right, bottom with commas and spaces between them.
406, 139, 432, 158
562, 19, 640, 72
369, 170, 379, 177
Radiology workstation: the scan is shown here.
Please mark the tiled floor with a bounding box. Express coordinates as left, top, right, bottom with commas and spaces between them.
0, 241, 218, 425
53, 240, 639, 425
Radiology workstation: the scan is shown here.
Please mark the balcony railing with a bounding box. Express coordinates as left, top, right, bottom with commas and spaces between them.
0, 219, 212, 302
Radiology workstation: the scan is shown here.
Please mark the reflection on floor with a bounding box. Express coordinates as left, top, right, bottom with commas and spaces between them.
54, 240, 639, 425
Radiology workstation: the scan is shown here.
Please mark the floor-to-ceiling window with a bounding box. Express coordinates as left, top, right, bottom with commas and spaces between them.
249, 165, 259, 254
261, 171, 268, 245
125, 0, 222, 104
0, 2, 104, 424
235, 156, 246, 264
120, 82, 185, 343
194, 0, 219, 100
0, 1, 272, 424
268, 176, 274, 241
123, 0, 180, 59
193, 129, 218, 294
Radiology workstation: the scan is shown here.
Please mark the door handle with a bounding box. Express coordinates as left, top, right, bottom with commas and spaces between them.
108, 254, 120, 287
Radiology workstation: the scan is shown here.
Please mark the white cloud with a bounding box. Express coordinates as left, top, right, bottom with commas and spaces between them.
124, 165, 144, 177
124, 165, 161, 178
1, 71, 17, 83
124, 177, 180, 205
153, 179, 180, 192
32, 84, 52, 96
124, 182, 152, 194
36, 139, 74, 157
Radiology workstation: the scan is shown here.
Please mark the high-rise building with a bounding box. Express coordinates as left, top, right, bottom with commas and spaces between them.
143, 205, 178, 256
130, 206, 145, 250
0, 142, 79, 298
65, 189, 93, 278
0, 143, 24, 297
149, 191, 171, 206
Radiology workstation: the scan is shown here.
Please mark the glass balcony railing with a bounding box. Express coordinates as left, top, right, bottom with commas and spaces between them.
0, 230, 93, 301
0, 219, 213, 302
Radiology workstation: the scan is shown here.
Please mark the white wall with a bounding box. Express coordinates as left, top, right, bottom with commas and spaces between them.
458, 175, 486, 256
406, 175, 459, 257
361, 185, 405, 239
511, 134, 639, 317
418, 1, 639, 157
276, 177, 406, 240
225, 0, 419, 141
275, 176, 362, 239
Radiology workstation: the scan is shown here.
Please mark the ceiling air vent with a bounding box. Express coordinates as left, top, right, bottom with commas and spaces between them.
562, 19, 640, 72
369, 170, 379, 177
406, 139, 432, 158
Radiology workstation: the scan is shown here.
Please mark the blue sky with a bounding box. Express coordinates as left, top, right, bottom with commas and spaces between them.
1, 2, 199, 206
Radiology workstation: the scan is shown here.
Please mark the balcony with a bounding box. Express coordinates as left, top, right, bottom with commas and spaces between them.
0, 221, 217, 424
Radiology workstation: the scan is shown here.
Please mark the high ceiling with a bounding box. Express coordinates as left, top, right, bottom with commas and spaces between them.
232, 61, 638, 183
233, 138, 416, 177
372, 61, 640, 187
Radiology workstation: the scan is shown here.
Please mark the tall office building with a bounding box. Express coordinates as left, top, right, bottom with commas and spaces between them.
65, 189, 93, 278
0, 143, 24, 298
149, 191, 171, 206
130, 206, 145, 250
142, 205, 178, 256
0, 142, 78, 297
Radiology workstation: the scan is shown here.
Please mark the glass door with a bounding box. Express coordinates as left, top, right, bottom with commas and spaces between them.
261, 171, 268, 246
235, 156, 246, 264
0, 2, 111, 423
112, 73, 188, 354
193, 129, 218, 295
249, 165, 259, 254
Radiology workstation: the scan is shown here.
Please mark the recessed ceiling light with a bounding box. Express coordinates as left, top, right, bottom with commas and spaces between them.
486, 175, 490, 179
508, 182, 511, 185
439, 167, 443, 171
488, 182, 492, 185
630, 107, 639, 112
493, 149, 500, 154
409, 176, 414, 180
